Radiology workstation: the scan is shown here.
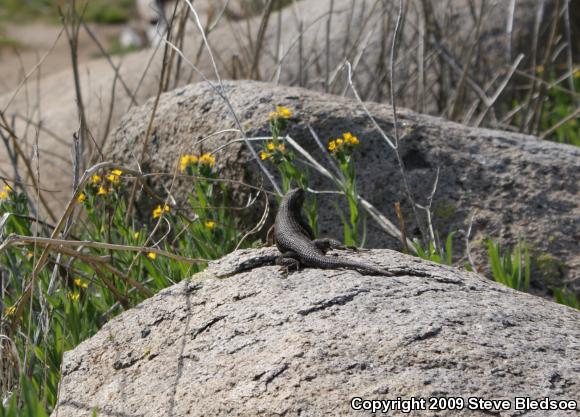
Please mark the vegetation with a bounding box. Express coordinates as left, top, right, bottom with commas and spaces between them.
0, 152, 256, 414
412, 233, 455, 267
511, 68, 580, 146
0, 34, 19, 48
0, 0, 134, 23
486, 239, 530, 292
554, 288, 579, 309
0, 0, 578, 415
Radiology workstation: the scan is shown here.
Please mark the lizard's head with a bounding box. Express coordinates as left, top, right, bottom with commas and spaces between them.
286, 187, 306, 209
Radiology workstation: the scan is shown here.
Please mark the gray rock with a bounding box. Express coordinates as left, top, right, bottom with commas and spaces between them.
107, 80, 580, 295
52, 248, 580, 417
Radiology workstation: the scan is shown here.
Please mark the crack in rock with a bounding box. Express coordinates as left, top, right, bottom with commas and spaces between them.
297, 289, 369, 316
232, 291, 261, 302
191, 315, 226, 339
254, 363, 289, 388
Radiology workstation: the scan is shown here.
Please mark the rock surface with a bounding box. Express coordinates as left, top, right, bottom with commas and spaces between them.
107, 80, 580, 295
52, 248, 579, 417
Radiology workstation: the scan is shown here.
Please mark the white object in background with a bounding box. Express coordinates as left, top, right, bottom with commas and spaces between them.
119, 28, 144, 48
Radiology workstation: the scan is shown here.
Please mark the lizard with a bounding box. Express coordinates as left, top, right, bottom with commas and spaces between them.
274, 188, 399, 276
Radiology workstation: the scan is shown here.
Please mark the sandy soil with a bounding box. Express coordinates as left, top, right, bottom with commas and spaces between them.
0, 22, 124, 95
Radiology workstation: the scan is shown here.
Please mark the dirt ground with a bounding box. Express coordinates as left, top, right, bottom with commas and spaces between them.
0, 22, 124, 95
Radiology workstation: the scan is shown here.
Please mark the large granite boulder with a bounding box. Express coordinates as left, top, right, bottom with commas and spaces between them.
107, 80, 580, 296
52, 248, 580, 417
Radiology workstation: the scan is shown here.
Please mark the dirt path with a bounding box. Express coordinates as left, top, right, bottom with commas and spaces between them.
0, 22, 124, 95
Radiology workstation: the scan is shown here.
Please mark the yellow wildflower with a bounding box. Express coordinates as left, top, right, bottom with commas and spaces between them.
336, 138, 343, 146
152, 204, 170, 219
328, 140, 336, 152
266, 142, 275, 151
68, 292, 80, 302
276, 106, 292, 118
180, 154, 198, 172
133, 231, 140, 239
91, 174, 101, 184
107, 170, 122, 185
260, 151, 270, 160
269, 105, 292, 120
74, 278, 88, 289
343, 132, 359, 145
205, 220, 216, 230
277, 144, 286, 152
106, 174, 119, 184
0, 184, 13, 200
147, 252, 157, 260
5, 305, 16, 316
26, 251, 34, 259
97, 186, 108, 196
199, 153, 216, 167
77, 193, 86, 203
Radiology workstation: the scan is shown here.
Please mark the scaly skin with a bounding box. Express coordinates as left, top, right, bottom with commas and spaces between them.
274, 188, 394, 276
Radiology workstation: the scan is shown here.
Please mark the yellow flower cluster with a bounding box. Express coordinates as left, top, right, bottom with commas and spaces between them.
260, 141, 287, 160
180, 153, 216, 172
0, 184, 13, 200
78, 193, 86, 203
199, 153, 216, 167
205, 220, 216, 229
89, 170, 123, 197
147, 252, 157, 260
74, 278, 88, 289
107, 169, 123, 185
269, 105, 292, 120
180, 154, 198, 172
152, 204, 171, 219
328, 132, 360, 153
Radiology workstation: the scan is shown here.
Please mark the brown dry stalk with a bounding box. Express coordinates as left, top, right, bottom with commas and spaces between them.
124, 18, 173, 223
0, 235, 207, 266
249, 0, 274, 79
7, 161, 123, 333
394, 202, 409, 253
0, 113, 58, 222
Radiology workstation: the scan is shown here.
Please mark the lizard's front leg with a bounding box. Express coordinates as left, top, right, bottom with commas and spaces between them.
276, 251, 302, 276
